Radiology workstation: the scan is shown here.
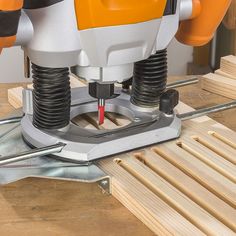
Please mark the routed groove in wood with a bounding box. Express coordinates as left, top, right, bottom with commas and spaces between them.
114, 158, 235, 235
134, 151, 236, 231
153, 146, 236, 208
208, 131, 236, 149
101, 159, 206, 236
176, 140, 236, 183
96, 101, 235, 235
192, 136, 236, 165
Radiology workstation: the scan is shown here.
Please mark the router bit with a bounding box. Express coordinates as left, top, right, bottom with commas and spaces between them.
89, 82, 117, 125
98, 98, 105, 125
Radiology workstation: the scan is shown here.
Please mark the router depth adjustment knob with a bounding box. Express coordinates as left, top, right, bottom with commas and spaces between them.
159, 89, 179, 115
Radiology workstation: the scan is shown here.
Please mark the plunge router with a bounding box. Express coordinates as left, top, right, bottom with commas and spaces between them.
0, 0, 232, 165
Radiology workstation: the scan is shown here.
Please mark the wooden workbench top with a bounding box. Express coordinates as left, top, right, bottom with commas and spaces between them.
0, 76, 235, 236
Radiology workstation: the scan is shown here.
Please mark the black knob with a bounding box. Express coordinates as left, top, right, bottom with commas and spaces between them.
159, 89, 179, 115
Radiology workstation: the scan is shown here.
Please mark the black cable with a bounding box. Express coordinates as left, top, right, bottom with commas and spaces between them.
32, 64, 71, 130
131, 49, 168, 107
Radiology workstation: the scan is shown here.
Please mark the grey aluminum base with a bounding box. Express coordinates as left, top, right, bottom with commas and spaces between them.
21, 87, 181, 162
0, 123, 110, 192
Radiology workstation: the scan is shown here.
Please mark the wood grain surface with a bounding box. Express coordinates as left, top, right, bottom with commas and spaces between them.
220, 55, 236, 77
201, 73, 236, 99
97, 102, 236, 235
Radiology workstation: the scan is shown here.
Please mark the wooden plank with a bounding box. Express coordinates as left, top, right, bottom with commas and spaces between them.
105, 112, 131, 127
7, 87, 24, 109
178, 137, 236, 182
215, 69, 236, 80
184, 118, 236, 163
74, 112, 131, 130
118, 158, 234, 235
71, 115, 97, 130
100, 159, 205, 236
178, 112, 236, 180
220, 55, 236, 76
69, 75, 87, 88
200, 73, 236, 99
82, 112, 118, 130
154, 142, 236, 208
98, 103, 236, 234
191, 134, 236, 165
133, 150, 236, 231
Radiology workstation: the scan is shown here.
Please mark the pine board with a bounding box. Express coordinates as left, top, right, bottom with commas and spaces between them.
220, 55, 236, 77
7, 86, 24, 109
94, 103, 236, 235
215, 69, 236, 80
200, 73, 236, 99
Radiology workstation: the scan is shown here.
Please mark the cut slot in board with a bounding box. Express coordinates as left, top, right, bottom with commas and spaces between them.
208, 131, 236, 149
71, 100, 236, 234
134, 150, 236, 231
72, 112, 131, 130
176, 139, 236, 183
113, 157, 234, 235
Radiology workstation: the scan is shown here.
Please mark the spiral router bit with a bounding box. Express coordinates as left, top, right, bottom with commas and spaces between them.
89, 83, 116, 125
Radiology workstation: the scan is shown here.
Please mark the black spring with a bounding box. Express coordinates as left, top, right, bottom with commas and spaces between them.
32, 64, 71, 130
131, 49, 168, 107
